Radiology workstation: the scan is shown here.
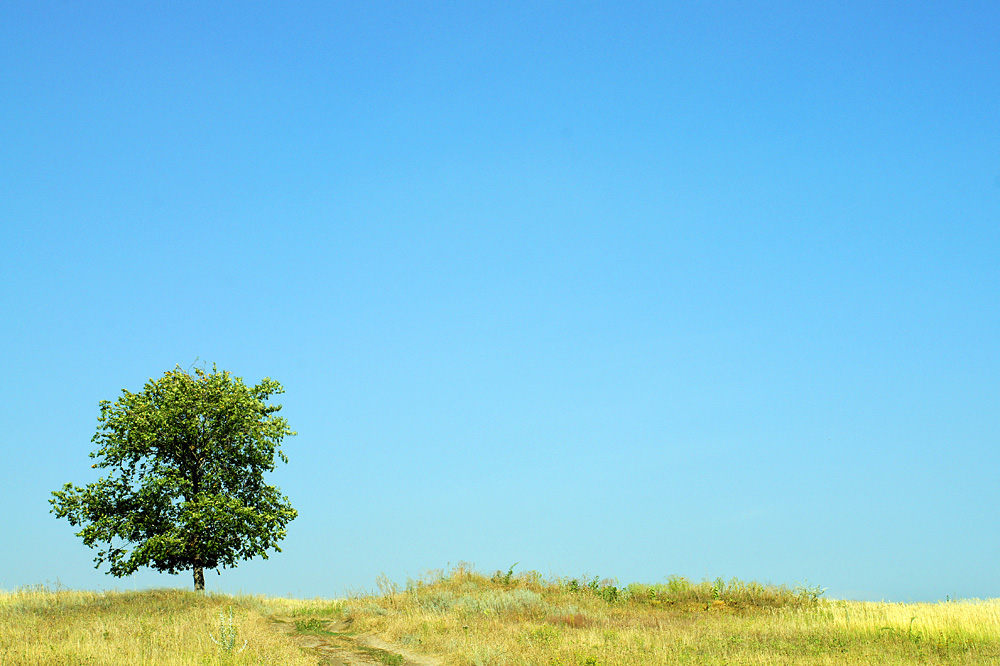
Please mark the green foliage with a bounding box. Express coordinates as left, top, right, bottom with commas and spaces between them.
595, 585, 618, 604
357, 645, 405, 665
293, 617, 330, 633
49, 364, 297, 588
794, 580, 829, 602
492, 562, 519, 587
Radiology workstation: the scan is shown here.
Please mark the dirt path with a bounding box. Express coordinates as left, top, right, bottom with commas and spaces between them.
269, 617, 443, 666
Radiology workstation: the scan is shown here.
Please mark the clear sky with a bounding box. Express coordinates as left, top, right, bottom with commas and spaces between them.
2, 1, 998, 602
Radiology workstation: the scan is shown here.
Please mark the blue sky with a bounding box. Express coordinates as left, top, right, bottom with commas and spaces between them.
2, 1, 998, 602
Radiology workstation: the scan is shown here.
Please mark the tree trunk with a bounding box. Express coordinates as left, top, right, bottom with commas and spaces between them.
189, 452, 205, 592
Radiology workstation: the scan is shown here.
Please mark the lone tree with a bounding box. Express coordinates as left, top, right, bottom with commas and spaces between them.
51, 365, 297, 590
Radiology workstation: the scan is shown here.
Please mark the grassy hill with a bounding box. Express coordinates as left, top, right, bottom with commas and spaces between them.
3, 565, 999, 665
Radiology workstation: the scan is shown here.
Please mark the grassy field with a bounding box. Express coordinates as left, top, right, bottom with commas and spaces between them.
0, 585, 316, 666
4, 565, 1000, 665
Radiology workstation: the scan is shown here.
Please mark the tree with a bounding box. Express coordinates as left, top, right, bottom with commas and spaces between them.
50, 364, 297, 590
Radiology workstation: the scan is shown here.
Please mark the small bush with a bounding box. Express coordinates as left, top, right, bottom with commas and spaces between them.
415, 589, 458, 613
458, 589, 546, 617
293, 617, 328, 632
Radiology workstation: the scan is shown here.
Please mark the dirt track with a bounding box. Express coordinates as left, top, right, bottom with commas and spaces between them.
270, 617, 442, 666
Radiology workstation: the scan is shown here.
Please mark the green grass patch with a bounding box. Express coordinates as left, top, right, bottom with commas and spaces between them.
292, 617, 331, 633
356, 644, 405, 665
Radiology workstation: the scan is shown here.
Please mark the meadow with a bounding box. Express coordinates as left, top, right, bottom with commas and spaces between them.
3, 565, 999, 665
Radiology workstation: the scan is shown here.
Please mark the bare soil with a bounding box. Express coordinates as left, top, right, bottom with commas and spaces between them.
270, 617, 442, 666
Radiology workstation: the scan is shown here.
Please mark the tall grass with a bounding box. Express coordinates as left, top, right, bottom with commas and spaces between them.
0, 585, 313, 666
6, 568, 1000, 665
265, 564, 1000, 665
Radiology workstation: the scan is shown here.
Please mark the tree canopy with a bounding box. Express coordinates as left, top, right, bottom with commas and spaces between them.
50, 365, 297, 590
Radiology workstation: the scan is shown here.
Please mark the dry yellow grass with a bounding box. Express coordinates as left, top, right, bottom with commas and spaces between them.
5, 570, 1000, 666
826, 598, 1000, 644
264, 565, 1000, 666
0, 586, 314, 666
